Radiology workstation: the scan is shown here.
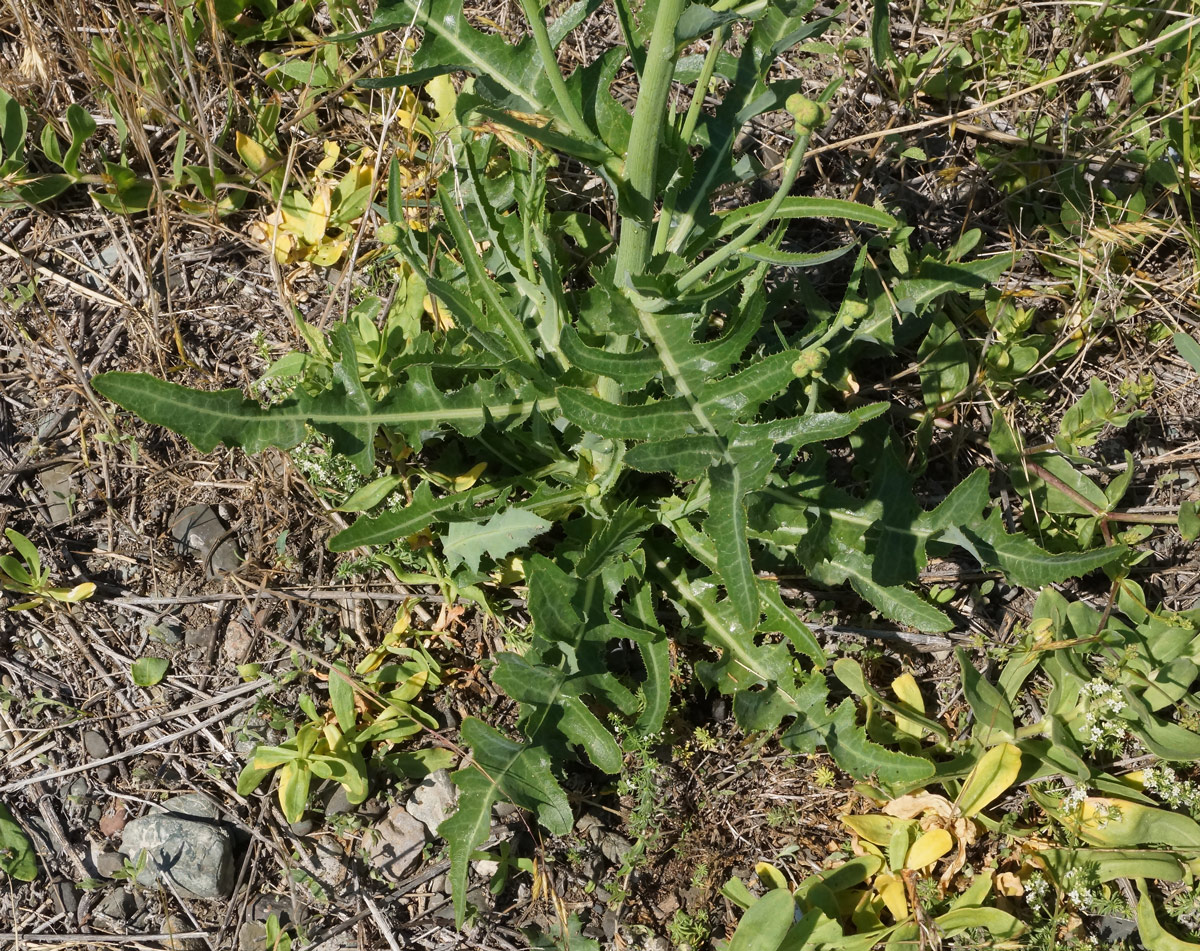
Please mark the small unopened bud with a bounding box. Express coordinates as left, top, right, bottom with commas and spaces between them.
793, 347, 830, 378
786, 94, 824, 131
376, 223, 401, 245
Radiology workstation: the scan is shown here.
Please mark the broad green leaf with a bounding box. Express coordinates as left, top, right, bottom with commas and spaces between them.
935, 907, 1023, 940
559, 326, 661, 386
1038, 849, 1186, 885
1174, 332, 1200, 376
955, 742, 1020, 817
918, 312, 969, 408
1035, 794, 1200, 849
558, 349, 801, 439
441, 718, 572, 926
329, 662, 357, 734
333, 474, 404, 512
870, 0, 894, 65
0, 804, 37, 882
820, 699, 935, 787
492, 653, 622, 774
956, 648, 1015, 744
131, 657, 169, 687
441, 508, 553, 573
728, 887, 797, 951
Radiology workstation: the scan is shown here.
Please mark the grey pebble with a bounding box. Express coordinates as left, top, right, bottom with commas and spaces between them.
405, 769, 456, 835
367, 805, 426, 882
119, 794, 236, 899
82, 730, 115, 781
170, 504, 241, 577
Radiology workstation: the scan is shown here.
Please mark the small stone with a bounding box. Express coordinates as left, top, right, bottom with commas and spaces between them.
95, 886, 143, 923
405, 770, 456, 835
249, 894, 292, 924
599, 832, 633, 866
164, 913, 205, 950
144, 617, 184, 647
367, 805, 426, 882
82, 730, 115, 782
99, 800, 127, 839
221, 620, 254, 664
576, 813, 604, 844
289, 818, 315, 837
312, 838, 350, 889
473, 858, 500, 881
92, 848, 127, 879
238, 921, 267, 951
170, 504, 241, 577
119, 795, 236, 898
37, 464, 75, 523
324, 784, 354, 817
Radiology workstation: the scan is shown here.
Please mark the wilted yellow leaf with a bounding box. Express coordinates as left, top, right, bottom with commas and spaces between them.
874, 872, 908, 920
905, 829, 953, 869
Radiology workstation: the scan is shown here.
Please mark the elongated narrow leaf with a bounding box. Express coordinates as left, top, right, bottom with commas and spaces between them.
332, 482, 492, 551
626, 435, 726, 477
559, 326, 661, 386
93, 371, 548, 474
715, 197, 898, 238
759, 582, 825, 664
740, 242, 855, 268
707, 443, 774, 631
940, 509, 1126, 587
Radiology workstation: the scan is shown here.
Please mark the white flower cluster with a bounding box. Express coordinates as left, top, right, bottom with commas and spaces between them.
1078, 679, 1128, 753
1024, 872, 1051, 914
290, 431, 369, 496
1143, 763, 1200, 817
1060, 865, 1106, 915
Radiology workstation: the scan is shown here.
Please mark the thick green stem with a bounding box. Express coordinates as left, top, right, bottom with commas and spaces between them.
614, 0, 688, 284
517, 0, 591, 139
653, 26, 727, 256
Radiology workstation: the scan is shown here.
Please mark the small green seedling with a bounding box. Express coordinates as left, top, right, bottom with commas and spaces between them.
0, 529, 95, 611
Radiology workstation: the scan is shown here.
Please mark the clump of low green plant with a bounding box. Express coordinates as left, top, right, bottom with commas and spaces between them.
91, 0, 1163, 930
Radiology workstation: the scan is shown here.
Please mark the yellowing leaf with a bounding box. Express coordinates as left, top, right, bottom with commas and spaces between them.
955, 742, 1021, 818
316, 140, 340, 173
306, 184, 332, 245
236, 131, 271, 174
891, 673, 926, 736
61, 582, 96, 603
755, 861, 789, 892
844, 814, 911, 846
905, 829, 953, 869
875, 872, 908, 920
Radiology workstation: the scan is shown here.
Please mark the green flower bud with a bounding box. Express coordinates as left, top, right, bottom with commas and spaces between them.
793, 347, 830, 378
376, 223, 401, 245
786, 94, 823, 131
